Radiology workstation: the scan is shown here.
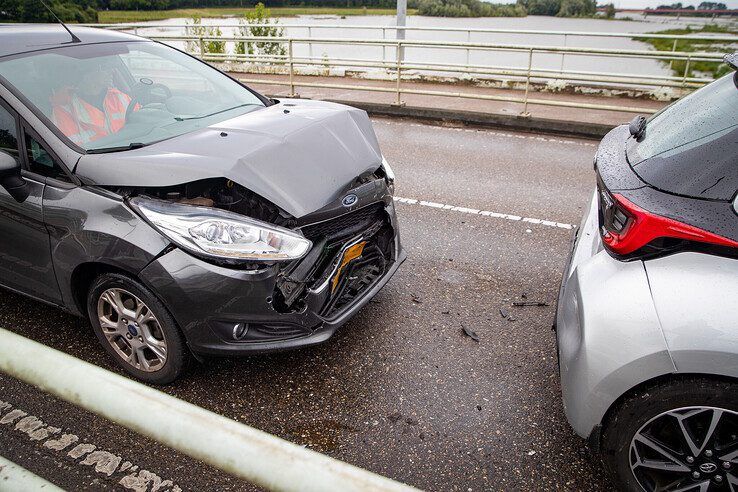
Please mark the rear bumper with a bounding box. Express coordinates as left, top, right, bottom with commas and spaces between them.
555, 190, 673, 439
140, 201, 404, 356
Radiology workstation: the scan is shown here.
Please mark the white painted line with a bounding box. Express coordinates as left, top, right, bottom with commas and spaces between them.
0, 454, 64, 491
374, 119, 597, 147
0, 399, 181, 491
394, 196, 574, 230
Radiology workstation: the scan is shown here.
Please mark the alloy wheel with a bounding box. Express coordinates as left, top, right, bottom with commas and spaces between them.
96, 287, 167, 372
630, 406, 738, 491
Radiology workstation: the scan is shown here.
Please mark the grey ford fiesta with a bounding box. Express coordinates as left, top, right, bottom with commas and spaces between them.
0, 25, 404, 383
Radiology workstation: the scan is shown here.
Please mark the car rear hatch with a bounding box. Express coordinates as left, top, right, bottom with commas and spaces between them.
626, 73, 738, 202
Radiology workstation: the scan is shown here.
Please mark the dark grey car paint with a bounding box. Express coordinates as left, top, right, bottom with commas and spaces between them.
42, 183, 171, 316
0, 173, 60, 303
76, 99, 384, 219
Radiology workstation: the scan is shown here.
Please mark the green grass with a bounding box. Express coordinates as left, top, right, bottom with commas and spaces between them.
98, 7, 417, 23
636, 25, 738, 78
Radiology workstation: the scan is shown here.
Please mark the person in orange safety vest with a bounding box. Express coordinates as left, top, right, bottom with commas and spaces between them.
50, 63, 134, 146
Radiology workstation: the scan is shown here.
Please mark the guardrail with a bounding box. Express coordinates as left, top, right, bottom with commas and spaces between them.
85, 22, 737, 115
143, 33, 728, 115
0, 327, 419, 492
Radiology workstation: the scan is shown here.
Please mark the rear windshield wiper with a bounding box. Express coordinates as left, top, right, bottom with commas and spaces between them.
174, 103, 258, 122
629, 115, 647, 140
86, 142, 147, 154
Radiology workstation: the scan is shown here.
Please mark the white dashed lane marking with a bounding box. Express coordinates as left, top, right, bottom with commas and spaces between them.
393, 196, 575, 230
0, 399, 181, 492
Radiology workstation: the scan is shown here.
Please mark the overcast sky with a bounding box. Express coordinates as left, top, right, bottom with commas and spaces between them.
483, 0, 738, 8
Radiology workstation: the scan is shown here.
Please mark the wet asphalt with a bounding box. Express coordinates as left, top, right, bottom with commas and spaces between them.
0, 117, 613, 491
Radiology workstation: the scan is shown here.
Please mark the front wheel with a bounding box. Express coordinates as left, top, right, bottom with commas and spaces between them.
602, 377, 738, 492
87, 273, 189, 384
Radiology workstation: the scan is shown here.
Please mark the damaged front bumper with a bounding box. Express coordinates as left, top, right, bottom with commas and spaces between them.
138, 200, 405, 355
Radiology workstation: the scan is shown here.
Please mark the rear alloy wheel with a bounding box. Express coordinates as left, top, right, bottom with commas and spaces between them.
87, 273, 188, 384
603, 378, 738, 492
630, 407, 738, 491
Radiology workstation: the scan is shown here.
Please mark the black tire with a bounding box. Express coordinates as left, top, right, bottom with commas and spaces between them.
602, 376, 738, 492
87, 273, 189, 385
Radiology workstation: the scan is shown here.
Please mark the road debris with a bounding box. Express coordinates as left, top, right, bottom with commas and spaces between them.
512, 301, 549, 307
499, 308, 509, 318
411, 293, 423, 304
461, 325, 480, 342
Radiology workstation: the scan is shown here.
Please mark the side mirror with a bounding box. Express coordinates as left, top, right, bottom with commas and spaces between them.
0, 151, 29, 203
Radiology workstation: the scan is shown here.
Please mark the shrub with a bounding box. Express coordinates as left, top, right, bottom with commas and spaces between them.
185, 16, 225, 55
236, 2, 286, 62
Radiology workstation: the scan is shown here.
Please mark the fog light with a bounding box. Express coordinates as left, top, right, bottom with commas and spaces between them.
232, 323, 249, 340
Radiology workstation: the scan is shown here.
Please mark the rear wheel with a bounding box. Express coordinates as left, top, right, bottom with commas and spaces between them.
602, 377, 738, 492
87, 273, 188, 384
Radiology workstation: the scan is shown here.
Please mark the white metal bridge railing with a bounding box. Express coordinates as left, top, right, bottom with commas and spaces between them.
0, 327, 419, 492
136, 31, 730, 115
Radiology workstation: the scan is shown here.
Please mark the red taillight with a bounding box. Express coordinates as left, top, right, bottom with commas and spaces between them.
601, 193, 738, 256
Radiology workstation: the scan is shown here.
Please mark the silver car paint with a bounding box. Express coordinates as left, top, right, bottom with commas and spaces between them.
557, 190, 676, 438
645, 252, 738, 378
76, 99, 383, 219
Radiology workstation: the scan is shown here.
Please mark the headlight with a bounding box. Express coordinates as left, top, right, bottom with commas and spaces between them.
130, 197, 311, 263
381, 155, 395, 194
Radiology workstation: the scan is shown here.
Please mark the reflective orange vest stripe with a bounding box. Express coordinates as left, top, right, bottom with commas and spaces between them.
51, 88, 132, 146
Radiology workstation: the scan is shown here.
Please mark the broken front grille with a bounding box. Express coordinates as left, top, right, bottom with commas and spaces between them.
300, 203, 386, 242
320, 243, 388, 318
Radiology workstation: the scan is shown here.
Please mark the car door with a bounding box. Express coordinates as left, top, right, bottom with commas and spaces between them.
0, 99, 62, 304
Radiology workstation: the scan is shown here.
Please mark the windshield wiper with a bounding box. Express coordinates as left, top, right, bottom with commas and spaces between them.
629, 115, 647, 141
173, 103, 256, 121
86, 142, 147, 154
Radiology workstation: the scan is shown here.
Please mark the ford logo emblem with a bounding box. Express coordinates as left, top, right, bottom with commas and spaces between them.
342, 194, 358, 207
699, 463, 718, 474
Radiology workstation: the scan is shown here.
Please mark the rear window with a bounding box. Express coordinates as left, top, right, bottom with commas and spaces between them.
626, 73, 738, 201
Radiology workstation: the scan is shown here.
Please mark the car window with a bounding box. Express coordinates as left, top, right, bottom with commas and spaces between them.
0, 42, 265, 153
0, 103, 19, 163
25, 130, 69, 182
626, 74, 738, 200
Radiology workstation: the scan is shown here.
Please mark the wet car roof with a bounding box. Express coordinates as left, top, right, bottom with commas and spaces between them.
0, 25, 142, 58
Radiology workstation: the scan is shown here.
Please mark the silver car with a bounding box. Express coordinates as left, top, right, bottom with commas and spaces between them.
556, 55, 738, 491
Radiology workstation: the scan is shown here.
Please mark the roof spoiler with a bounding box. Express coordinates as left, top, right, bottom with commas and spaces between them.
725, 52, 737, 71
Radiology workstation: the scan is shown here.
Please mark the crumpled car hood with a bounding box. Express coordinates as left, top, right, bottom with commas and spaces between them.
75, 99, 383, 218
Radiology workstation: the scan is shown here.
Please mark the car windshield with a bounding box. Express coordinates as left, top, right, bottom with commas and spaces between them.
0, 41, 265, 152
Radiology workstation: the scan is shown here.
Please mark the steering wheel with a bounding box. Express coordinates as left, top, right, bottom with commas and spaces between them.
125, 80, 172, 122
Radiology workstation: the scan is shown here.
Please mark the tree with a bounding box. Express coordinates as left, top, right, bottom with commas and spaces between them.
415, 0, 525, 17
0, 0, 97, 22
236, 2, 286, 60
603, 2, 616, 18
185, 17, 225, 55
556, 0, 595, 16
519, 0, 560, 15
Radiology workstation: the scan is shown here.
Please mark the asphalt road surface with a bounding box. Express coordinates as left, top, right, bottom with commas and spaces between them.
0, 117, 611, 491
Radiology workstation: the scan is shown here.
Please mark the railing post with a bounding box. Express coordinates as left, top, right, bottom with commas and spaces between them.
466, 30, 471, 69
560, 34, 567, 73
669, 38, 678, 70
682, 55, 691, 88
382, 28, 386, 63
288, 39, 298, 98
199, 36, 205, 57
394, 41, 405, 106
308, 26, 313, 61
521, 48, 533, 117
134, 27, 138, 36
